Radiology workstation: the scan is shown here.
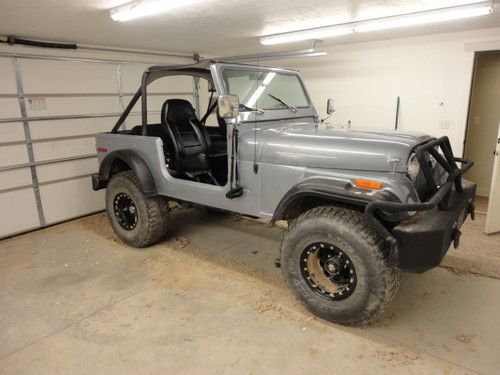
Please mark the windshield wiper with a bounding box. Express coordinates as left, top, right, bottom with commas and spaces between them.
267, 94, 298, 112
240, 103, 265, 114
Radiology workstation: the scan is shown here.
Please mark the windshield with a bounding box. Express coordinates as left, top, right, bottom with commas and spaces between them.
221, 68, 310, 111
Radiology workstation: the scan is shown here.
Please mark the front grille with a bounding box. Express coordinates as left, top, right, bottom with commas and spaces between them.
413, 148, 448, 202
414, 167, 431, 201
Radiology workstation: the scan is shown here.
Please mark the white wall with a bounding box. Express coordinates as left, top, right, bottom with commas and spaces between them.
287, 27, 500, 156
464, 52, 500, 197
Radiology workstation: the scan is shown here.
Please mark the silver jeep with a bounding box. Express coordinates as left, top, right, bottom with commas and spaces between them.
92, 61, 476, 325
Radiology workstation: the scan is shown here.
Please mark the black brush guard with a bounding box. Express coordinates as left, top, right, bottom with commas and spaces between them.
365, 136, 476, 272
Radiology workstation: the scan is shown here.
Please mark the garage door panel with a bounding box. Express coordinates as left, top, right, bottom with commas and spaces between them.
125, 114, 144, 128
0, 144, 29, 168
0, 122, 26, 143
37, 158, 98, 183
0, 58, 17, 95
40, 177, 105, 224
147, 95, 171, 112
0, 98, 21, 118
124, 112, 169, 129
25, 96, 120, 117
30, 117, 116, 140
21, 60, 117, 94
120, 63, 192, 93
1, 56, 191, 238
121, 65, 192, 93
148, 75, 192, 93
0, 168, 32, 191
33, 137, 96, 162
120, 64, 150, 92
0, 189, 40, 237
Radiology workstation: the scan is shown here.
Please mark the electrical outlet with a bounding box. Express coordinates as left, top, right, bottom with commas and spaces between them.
439, 120, 450, 129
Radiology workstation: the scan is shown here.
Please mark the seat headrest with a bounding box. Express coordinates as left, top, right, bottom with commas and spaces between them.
161, 99, 197, 125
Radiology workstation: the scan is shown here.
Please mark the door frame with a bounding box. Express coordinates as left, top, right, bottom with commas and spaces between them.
458, 40, 500, 158
462, 49, 500, 159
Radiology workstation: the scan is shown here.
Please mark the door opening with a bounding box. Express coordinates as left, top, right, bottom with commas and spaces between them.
463, 51, 500, 234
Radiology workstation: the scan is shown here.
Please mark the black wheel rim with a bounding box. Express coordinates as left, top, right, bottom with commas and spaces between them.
300, 242, 357, 301
113, 193, 138, 231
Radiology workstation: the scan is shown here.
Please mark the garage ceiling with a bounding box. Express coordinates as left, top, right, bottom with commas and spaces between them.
1, 0, 500, 56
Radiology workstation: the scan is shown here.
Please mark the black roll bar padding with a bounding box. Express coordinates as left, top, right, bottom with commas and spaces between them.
111, 88, 142, 133
200, 100, 218, 125
141, 70, 149, 135
365, 136, 473, 244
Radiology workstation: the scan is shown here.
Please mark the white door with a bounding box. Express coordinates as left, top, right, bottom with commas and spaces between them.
485, 121, 500, 234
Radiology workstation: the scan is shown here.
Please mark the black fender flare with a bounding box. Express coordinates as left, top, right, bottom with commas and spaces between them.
271, 178, 399, 223
96, 150, 157, 196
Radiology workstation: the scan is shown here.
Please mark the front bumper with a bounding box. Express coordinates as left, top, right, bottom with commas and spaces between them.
390, 181, 475, 272
365, 136, 476, 273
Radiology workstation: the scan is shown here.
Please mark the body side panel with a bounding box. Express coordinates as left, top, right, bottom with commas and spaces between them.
96, 133, 263, 217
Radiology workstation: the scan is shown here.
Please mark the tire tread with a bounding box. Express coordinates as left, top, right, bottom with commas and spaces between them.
280, 205, 401, 325
107, 170, 169, 248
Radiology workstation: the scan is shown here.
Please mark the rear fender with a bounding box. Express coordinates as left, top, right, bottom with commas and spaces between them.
96, 150, 157, 196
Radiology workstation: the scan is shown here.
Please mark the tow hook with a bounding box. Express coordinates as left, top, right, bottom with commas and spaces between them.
274, 259, 281, 268
467, 202, 476, 221
452, 228, 462, 249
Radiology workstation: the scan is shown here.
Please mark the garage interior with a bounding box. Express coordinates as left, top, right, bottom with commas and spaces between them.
1, 0, 500, 374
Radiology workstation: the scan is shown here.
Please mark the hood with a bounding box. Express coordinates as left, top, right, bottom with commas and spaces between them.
258, 122, 432, 172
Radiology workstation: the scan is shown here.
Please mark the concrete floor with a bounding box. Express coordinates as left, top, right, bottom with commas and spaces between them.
1, 208, 499, 374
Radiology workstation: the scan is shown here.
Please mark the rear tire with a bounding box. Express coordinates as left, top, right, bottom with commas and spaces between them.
105, 170, 170, 247
280, 205, 401, 325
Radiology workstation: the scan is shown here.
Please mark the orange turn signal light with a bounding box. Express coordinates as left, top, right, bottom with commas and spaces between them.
354, 179, 383, 190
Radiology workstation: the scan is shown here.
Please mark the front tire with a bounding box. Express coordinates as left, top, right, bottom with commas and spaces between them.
280, 206, 401, 325
105, 170, 170, 248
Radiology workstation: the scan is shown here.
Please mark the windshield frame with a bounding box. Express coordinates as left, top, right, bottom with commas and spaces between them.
220, 67, 311, 112
210, 62, 317, 124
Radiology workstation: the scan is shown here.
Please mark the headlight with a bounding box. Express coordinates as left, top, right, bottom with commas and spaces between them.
407, 153, 420, 181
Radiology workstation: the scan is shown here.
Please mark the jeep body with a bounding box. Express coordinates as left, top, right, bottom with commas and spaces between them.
92, 61, 476, 324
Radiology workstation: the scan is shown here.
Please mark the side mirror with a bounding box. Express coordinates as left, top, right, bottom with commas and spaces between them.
326, 98, 335, 115
218, 95, 240, 120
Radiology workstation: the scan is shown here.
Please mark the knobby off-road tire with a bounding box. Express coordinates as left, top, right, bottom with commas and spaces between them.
280, 205, 401, 325
105, 170, 170, 248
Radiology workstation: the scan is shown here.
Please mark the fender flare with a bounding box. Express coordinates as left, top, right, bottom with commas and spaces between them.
271, 178, 398, 223
97, 150, 157, 196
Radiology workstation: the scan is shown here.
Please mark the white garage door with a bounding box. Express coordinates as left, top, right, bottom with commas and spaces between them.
0, 54, 194, 238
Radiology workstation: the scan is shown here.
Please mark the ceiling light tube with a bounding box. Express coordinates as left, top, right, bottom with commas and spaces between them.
110, 0, 201, 22
220, 49, 328, 62
260, 26, 354, 45
356, 1, 493, 32
260, 1, 493, 45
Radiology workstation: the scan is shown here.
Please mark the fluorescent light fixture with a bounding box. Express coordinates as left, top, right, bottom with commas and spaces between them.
221, 49, 328, 62
260, 1, 493, 45
110, 0, 201, 22
356, 1, 493, 32
260, 26, 354, 45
